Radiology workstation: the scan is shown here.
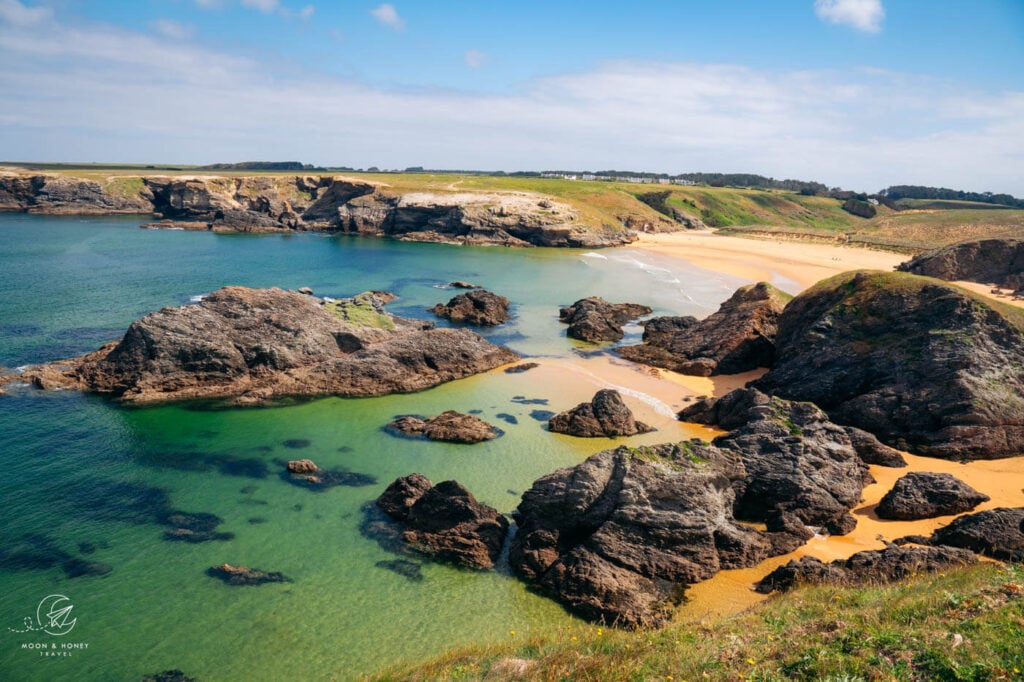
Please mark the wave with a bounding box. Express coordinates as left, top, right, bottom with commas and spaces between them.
189, 293, 209, 303
580, 252, 608, 260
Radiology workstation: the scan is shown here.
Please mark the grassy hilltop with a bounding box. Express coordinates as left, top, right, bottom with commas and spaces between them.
6, 163, 1024, 251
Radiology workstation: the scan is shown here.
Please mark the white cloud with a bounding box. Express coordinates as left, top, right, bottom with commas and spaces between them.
194, 0, 225, 8
1, 11, 1021, 195
464, 49, 487, 69
241, 0, 279, 14
298, 5, 315, 20
150, 19, 194, 41
370, 3, 404, 31
814, 0, 884, 33
0, 0, 52, 26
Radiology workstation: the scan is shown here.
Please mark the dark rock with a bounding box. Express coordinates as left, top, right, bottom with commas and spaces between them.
141, 670, 198, 682
619, 282, 790, 376
375, 558, 424, 582
876, 472, 990, 520
449, 281, 481, 289
206, 563, 288, 586
280, 461, 376, 491
286, 459, 318, 474
755, 545, 977, 593
529, 409, 556, 422
753, 271, 1024, 460
61, 557, 113, 578
924, 507, 1024, 560
548, 389, 653, 437
15, 287, 518, 405
559, 297, 653, 343
898, 238, 1024, 292
283, 438, 311, 449
386, 411, 500, 444
495, 413, 518, 425
297, 287, 314, 295
160, 510, 234, 543
844, 426, 908, 467
841, 198, 877, 218
429, 289, 510, 326
504, 362, 539, 374
376, 476, 509, 569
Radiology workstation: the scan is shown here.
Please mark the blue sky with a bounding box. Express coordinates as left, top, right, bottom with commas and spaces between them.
1, 0, 1022, 193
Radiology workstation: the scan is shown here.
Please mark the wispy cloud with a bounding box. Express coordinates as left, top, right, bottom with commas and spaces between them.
464, 49, 487, 69
150, 19, 194, 41
241, 0, 279, 14
814, 0, 884, 33
1, 2, 1020, 194
0, 0, 51, 26
370, 3, 404, 31
298, 5, 314, 20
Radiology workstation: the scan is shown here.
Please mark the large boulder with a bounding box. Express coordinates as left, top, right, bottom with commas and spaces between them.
387, 411, 501, 444
619, 282, 790, 376
376, 475, 509, 569
909, 508, 1024, 561
559, 297, 652, 343
548, 389, 653, 438
512, 390, 872, 626
13, 287, 518, 405
753, 271, 1024, 460
429, 289, 510, 326
876, 472, 990, 520
755, 545, 978, 593
898, 238, 1024, 292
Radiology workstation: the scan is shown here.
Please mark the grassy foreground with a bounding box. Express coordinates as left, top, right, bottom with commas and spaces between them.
368, 563, 1024, 681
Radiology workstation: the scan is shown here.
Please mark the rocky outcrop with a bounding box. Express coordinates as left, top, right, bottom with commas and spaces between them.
376, 475, 509, 569
11, 287, 517, 405
206, 563, 289, 586
559, 297, 653, 343
753, 271, 1024, 460
548, 389, 653, 437
1, 171, 637, 247
876, 473, 990, 520
843, 426, 908, 467
841, 197, 877, 219
898, 238, 1024, 292
280, 459, 376, 491
387, 411, 501, 443
512, 389, 871, 626
903, 508, 1024, 561
755, 545, 978, 593
619, 282, 790, 376
429, 289, 510, 326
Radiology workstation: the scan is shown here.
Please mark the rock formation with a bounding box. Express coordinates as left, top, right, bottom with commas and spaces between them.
280, 459, 376, 491
512, 390, 871, 626
387, 411, 501, 443
548, 389, 653, 437
901, 508, 1024, 561
558, 297, 653, 343
206, 563, 289, 586
429, 289, 510, 326
898, 238, 1024, 292
876, 472, 990, 520
753, 271, 1024, 460
755, 545, 978, 593
376, 475, 509, 569
618, 282, 790, 376
10, 287, 517, 405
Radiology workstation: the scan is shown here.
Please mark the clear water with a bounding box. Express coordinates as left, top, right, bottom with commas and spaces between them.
0, 215, 742, 681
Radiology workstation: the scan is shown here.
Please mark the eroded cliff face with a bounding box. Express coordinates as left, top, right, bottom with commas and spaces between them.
0, 171, 636, 247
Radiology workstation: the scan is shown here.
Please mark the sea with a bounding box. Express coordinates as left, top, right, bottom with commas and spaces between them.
0, 214, 746, 681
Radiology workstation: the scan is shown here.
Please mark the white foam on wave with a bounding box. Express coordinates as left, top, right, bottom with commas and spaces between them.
580, 251, 608, 260
15, 365, 28, 373
612, 385, 677, 419
189, 293, 209, 303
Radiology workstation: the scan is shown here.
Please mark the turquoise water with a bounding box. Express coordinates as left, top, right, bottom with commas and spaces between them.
0, 215, 742, 681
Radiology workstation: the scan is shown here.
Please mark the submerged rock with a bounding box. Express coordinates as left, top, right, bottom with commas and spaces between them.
897, 238, 1024, 291
280, 460, 376, 491
376, 475, 509, 569
753, 271, 1024, 460
755, 545, 978, 593
548, 389, 653, 438
386, 411, 501, 443
141, 670, 199, 682
429, 289, 511, 327
876, 472, 990, 520
12, 287, 518, 405
206, 563, 288, 586
559, 297, 652, 343
160, 511, 234, 543
619, 282, 790, 376
286, 459, 319, 474
504, 362, 539, 374
375, 558, 424, 582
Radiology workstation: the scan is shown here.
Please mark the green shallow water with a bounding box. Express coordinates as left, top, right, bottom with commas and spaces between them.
0, 215, 743, 681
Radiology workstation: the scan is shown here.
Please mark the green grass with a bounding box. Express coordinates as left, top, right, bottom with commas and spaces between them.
367, 563, 1024, 681
324, 293, 394, 330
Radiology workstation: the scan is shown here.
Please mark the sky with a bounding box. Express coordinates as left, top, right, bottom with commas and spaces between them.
0, 0, 1022, 194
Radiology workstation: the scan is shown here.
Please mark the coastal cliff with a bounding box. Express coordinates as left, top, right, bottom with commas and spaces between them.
0, 170, 636, 247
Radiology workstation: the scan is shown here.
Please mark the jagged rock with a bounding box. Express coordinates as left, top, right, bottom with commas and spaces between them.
376, 475, 509, 569
429, 289, 510, 326
755, 545, 978, 593
877, 472, 990, 520
297, 287, 314, 295
619, 282, 790, 376
11, 287, 517, 405
386, 411, 501, 443
449, 281, 481, 289
206, 563, 288, 586
559, 297, 653, 343
0, 174, 152, 214
844, 426, 908, 467
753, 271, 1024, 460
286, 459, 318, 474
548, 389, 653, 437
504, 362, 539, 374
913, 508, 1024, 561
898, 238, 1024, 291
